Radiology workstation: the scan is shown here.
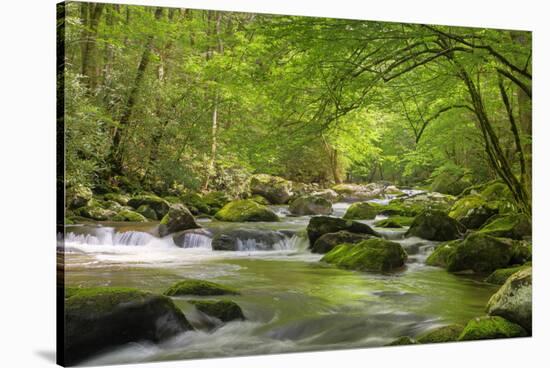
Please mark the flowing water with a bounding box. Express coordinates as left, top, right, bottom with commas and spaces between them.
62, 193, 497, 365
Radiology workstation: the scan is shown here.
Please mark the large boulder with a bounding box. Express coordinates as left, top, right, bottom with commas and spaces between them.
332, 183, 385, 202
158, 204, 200, 237
250, 174, 293, 204
448, 194, 499, 229
311, 231, 371, 254
66, 184, 93, 209
211, 229, 289, 251
446, 233, 531, 274
405, 209, 464, 241
425, 240, 461, 268
112, 209, 147, 222
487, 267, 532, 333
128, 194, 170, 218
343, 202, 379, 220
458, 316, 527, 341
311, 189, 340, 203
189, 300, 245, 322
306, 216, 379, 245
289, 195, 332, 216
214, 200, 279, 222
321, 238, 407, 273
478, 214, 531, 240
485, 264, 531, 285
64, 287, 192, 365
164, 279, 239, 296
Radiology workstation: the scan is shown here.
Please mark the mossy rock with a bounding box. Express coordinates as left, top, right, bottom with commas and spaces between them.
102, 192, 130, 206
164, 279, 239, 296
66, 184, 93, 209
446, 233, 530, 274
249, 194, 270, 205
425, 240, 461, 268
250, 174, 293, 204
202, 191, 231, 214
311, 230, 371, 254
478, 214, 531, 240
448, 194, 499, 229
75, 201, 117, 221
417, 324, 464, 344
112, 209, 147, 222
405, 209, 464, 241
332, 183, 360, 195
458, 316, 527, 341
374, 216, 414, 228
163, 195, 182, 204
64, 287, 192, 365
159, 204, 200, 237
487, 267, 532, 333
136, 204, 158, 220
343, 202, 379, 220
189, 300, 245, 322
485, 264, 531, 285
480, 181, 514, 202
321, 238, 407, 273
386, 336, 418, 346
430, 170, 471, 195
214, 199, 279, 222
376, 201, 423, 217
211, 229, 287, 251
181, 193, 211, 215
289, 195, 332, 216
306, 216, 379, 244
127, 194, 170, 218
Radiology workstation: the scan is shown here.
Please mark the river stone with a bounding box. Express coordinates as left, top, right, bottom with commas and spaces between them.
311, 231, 371, 254
446, 233, 531, 274
306, 216, 379, 245
214, 199, 279, 222
425, 239, 462, 268
164, 279, 239, 296
112, 209, 147, 222
250, 174, 293, 204
64, 287, 192, 365
448, 194, 499, 229
173, 228, 213, 248
478, 213, 531, 240
458, 316, 527, 341
289, 195, 333, 216
128, 194, 170, 218
212, 229, 289, 251
136, 204, 158, 220
485, 264, 531, 285
189, 300, 245, 322
416, 324, 464, 344
374, 216, 414, 228
158, 204, 200, 237
102, 192, 130, 206
66, 184, 93, 209
311, 189, 340, 203
75, 200, 117, 221
321, 238, 407, 273
487, 267, 532, 332
343, 202, 379, 220
405, 209, 464, 241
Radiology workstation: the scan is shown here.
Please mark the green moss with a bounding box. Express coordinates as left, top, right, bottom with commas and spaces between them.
386, 336, 418, 346
164, 279, 239, 296
214, 199, 279, 222
189, 300, 245, 322
112, 209, 147, 222
181, 193, 211, 214
426, 240, 461, 268
478, 214, 531, 240
481, 182, 513, 202
136, 204, 158, 220
486, 264, 531, 285
405, 209, 464, 241
311, 231, 370, 254
376, 201, 424, 217
332, 184, 358, 195
127, 194, 170, 218
102, 192, 130, 206
75, 200, 116, 221
321, 238, 407, 273
374, 216, 414, 228
289, 195, 332, 215
306, 216, 379, 244
249, 194, 270, 205
343, 202, 379, 220
458, 316, 527, 341
417, 324, 464, 344
65, 287, 153, 314
163, 196, 182, 204
202, 191, 231, 213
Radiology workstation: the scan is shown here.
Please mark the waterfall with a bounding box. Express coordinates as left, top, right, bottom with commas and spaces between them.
179, 232, 212, 249
65, 227, 155, 247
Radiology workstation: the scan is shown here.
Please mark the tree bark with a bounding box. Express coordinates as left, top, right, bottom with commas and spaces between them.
81, 3, 104, 90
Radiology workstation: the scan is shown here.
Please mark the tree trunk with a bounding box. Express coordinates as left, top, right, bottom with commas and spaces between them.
81, 3, 104, 90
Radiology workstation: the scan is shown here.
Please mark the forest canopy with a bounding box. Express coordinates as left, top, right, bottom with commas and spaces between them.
60, 2, 532, 214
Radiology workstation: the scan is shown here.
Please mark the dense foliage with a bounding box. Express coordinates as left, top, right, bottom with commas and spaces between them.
61, 2, 532, 213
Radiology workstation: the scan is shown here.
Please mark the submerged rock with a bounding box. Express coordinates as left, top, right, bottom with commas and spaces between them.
458, 316, 527, 341
343, 202, 379, 220
211, 229, 289, 251
405, 209, 464, 241
417, 324, 464, 344
487, 267, 532, 333
321, 238, 407, 273
158, 204, 200, 237
311, 231, 371, 254
478, 214, 531, 240
250, 174, 293, 204
64, 287, 192, 365
214, 199, 279, 222
164, 279, 239, 296
189, 300, 245, 322
306, 216, 379, 245
289, 195, 332, 215
128, 194, 170, 218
